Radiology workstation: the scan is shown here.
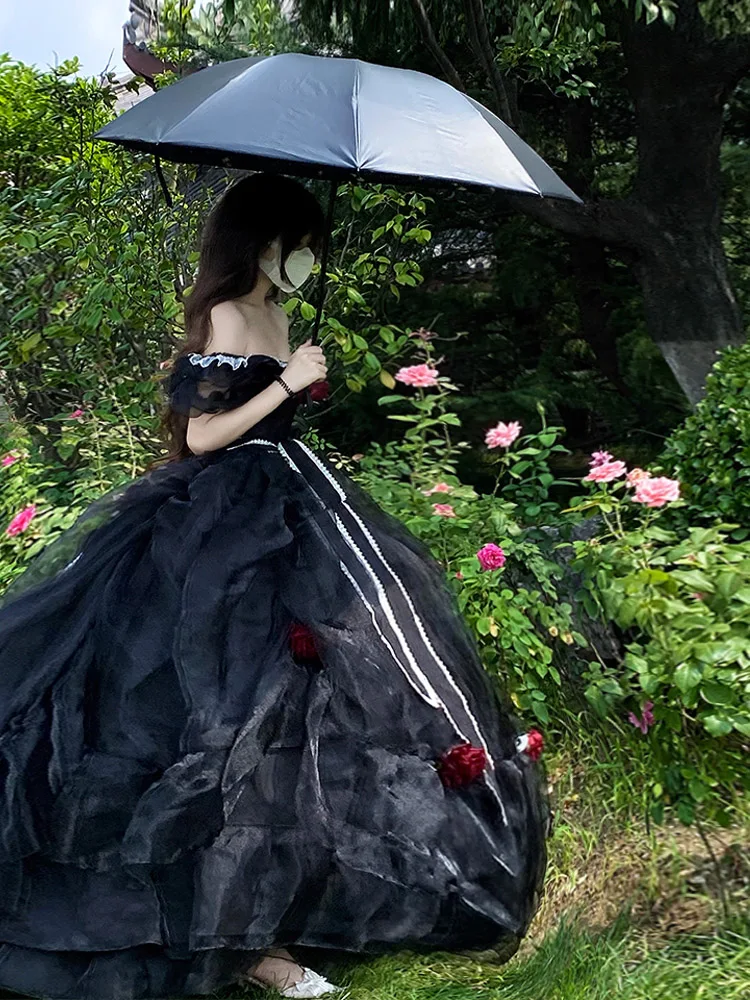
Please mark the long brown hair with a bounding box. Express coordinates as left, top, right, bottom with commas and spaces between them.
156, 173, 325, 463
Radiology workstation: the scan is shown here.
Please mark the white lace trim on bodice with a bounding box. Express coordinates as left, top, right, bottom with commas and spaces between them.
187, 352, 288, 369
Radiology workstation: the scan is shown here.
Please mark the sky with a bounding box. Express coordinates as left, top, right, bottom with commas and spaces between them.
1, 0, 147, 80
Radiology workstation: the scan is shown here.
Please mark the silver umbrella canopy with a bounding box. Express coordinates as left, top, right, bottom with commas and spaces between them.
96, 52, 580, 201
96, 52, 582, 342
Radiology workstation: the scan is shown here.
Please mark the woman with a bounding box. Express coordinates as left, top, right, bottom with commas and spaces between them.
0, 174, 548, 1000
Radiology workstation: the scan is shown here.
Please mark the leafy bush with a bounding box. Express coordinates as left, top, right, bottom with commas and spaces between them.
569, 485, 750, 826
0, 413, 153, 591
662, 341, 750, 524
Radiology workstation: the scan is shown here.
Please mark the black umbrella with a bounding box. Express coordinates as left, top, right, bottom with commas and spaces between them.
96, 52, 581, 342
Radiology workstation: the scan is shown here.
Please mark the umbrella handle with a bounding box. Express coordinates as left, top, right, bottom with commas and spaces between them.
310, 178, 337, 346
154, 156, 173, 208
304, 178, 336, 412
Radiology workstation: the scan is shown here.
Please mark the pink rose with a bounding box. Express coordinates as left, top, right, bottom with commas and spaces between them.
590, 450, 613, 467
67, 408, 84, 419
432, 503, 456, 517
628, 701, 655, 734
395, 363, 440, 387
584, 460, 627, 483
422, 482, 453, 495
6, 504, 37, 536
455, 571, 464, 579
626, 467, 650, 485
476, 543, 506, 571
633, 476, 680, 508
485, 421, 522, 449
1, 454, 19, 467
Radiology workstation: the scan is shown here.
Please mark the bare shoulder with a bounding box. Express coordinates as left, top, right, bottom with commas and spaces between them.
205, 301, 250, 354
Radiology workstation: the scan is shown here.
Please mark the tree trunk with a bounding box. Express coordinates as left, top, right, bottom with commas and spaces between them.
635, 222, 742, 404
619, 3, 748, 404
565, 99, 630, 397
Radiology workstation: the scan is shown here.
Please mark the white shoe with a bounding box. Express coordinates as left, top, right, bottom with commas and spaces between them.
243, 964, 342, 998
277, 966, 342, 998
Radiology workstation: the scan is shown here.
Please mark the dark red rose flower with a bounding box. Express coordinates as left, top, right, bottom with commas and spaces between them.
289, 622, 317, 660
437, 742, 487, 788
515, 728, 544, 761
309, 380, 330, 402
525, 729, 544, 761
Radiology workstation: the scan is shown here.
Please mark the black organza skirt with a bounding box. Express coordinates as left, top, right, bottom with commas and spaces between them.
0, 437, 548, 999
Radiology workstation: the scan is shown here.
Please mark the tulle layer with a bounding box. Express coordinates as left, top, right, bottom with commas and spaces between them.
0, 439, 548, 999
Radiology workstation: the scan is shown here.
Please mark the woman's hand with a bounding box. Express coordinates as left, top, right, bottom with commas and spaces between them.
282, 339, 328, 393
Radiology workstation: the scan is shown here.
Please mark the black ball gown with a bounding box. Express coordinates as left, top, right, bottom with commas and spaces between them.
0, 352, 548, 1000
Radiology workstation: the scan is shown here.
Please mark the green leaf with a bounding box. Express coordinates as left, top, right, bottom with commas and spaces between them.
674, 662, 701, 693
510, 461, 532, 476
11, 303, 38, 324
677, 800, 695, 825
702, 715, 733, 737
16, 231, 37, 250
688, 779, 709, 803
700, 682, 735, 707
671, 570, 714, 592
532, 701, 550, 724
476, 617, 492, 636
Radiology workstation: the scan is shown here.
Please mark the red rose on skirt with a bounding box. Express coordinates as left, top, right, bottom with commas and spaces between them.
515, 728, 544, 761
437, 742, 487, 788
289, 622, 318, 660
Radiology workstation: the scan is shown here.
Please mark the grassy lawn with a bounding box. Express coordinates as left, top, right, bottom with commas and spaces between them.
274, 916, 750, 1000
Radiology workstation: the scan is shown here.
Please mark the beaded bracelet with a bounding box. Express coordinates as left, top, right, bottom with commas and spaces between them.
275, 376, 296, 398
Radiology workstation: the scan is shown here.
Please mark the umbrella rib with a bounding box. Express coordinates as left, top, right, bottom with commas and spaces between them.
353, 60, 362, 172
157, 59, 262, 147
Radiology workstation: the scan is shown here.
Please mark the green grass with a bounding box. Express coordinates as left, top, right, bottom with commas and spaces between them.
227, 913, 750, 1000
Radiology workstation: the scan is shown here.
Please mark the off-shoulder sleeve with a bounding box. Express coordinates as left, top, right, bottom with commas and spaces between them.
166, 353, 281, 417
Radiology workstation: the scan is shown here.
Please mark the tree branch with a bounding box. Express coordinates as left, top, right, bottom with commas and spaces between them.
502, 192, 650, 249
462, 0, 514, 126
406, 0, 466, 93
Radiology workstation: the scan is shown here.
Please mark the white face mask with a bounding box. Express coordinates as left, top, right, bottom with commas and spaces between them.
259, 238, 315, 292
